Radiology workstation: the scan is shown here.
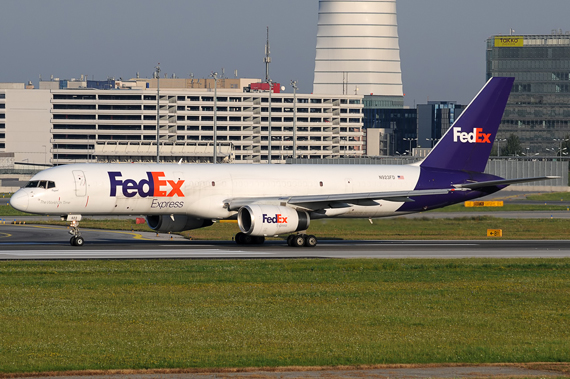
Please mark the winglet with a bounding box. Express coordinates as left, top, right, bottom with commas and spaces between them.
420, 77, 515, 173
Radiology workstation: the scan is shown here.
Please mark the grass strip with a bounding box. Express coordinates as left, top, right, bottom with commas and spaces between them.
526, 192, 570, 202
0, 205, 32, 217
0, 259, 569, 373
429, 203, 570, 212
25, 216, 570, 240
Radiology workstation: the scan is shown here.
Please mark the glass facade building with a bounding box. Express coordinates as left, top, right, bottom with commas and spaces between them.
363, 107, 417, 155
417, 101, 465, 149
487, 33, 570, 154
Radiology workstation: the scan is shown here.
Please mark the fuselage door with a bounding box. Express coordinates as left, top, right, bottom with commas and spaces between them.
72, 170, 87, 197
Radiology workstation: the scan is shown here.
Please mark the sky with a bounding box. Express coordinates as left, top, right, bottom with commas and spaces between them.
1, 0, 568, 106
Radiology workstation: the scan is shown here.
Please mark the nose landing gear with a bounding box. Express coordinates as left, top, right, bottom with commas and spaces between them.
66, 215, 84, 246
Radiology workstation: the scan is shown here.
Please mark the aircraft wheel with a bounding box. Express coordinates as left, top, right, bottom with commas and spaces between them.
75, 236, 85, 246
253, 236, 265, 244
292, 235, 306, 247
243, 234, 254, 244
235, 232, 245, 244
70, 236, 84, 246
287, 235, 295, 246
304, 235, 318, 248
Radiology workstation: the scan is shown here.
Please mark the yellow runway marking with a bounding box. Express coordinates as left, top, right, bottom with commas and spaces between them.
18, 225, 64, 230
96, 229, 155, 241
0, 232, 12, 239
2, 224, 155, 241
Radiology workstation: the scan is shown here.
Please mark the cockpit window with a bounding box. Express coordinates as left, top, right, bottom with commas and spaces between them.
25, 180, 56, 189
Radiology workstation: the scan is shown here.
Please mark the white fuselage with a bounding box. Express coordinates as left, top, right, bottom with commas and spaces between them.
11, 163, 421, 219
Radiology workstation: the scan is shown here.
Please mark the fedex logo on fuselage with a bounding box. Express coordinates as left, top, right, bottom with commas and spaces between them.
452, 127, 491, 144
262, 214, 288, 224
108, 171, 184, 198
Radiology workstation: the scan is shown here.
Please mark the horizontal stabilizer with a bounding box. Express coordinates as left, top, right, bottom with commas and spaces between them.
453, 176, 560, 190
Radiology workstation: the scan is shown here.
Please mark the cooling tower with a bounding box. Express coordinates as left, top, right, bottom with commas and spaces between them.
312, 0, 403, 97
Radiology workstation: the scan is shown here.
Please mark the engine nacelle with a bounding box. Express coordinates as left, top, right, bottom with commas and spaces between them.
238, 205, 310, 237
146, 215, 214, 233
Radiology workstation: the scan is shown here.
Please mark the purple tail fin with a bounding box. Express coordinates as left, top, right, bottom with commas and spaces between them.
420, 77, 515, 173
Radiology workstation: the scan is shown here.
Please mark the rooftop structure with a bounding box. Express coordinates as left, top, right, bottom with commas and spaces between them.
38, 77, 263, 92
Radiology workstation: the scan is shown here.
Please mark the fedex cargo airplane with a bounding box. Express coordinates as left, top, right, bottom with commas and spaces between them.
10, 77, 556, 247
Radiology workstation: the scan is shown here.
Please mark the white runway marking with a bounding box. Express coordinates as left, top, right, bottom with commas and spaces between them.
352, 243, 480, 247
0, 249, 276, 258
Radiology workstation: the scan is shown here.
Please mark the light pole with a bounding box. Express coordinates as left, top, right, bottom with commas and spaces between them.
554, 138, 569, 157
155, 64, 161, 164
268, 79, 273, 164
403, 138, 417, 156
291, 80, 298, 159
547, 146, 568, 157
426, 138, 438, 148
496, 138, 506, 156
211, 72, 218, 164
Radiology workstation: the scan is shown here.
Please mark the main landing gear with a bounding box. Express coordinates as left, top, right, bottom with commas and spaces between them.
235, 232, 265, 245
67, 216, 84, 246
234, 232, 318, 247
287, 234, 318, 248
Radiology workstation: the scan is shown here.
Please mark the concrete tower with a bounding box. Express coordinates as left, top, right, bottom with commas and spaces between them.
313, 0, 403, 102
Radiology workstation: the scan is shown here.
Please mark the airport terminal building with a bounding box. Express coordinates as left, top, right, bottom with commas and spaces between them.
0, 79, 364, 165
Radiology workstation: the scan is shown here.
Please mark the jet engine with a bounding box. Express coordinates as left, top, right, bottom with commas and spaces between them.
146, 215, 214, 233
238, 205, 310, 237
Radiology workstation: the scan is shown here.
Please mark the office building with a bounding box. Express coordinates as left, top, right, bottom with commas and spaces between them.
487, 31, 570, 154
417, 101, 465, 150
364, 108, 417, 156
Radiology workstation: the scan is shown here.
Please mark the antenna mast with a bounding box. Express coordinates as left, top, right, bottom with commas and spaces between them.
264, 26, 271, 83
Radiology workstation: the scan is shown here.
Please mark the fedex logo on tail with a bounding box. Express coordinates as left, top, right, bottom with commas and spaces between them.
263, 214, 288, 224
453, 127, 491, 144
109, 172, 184, 198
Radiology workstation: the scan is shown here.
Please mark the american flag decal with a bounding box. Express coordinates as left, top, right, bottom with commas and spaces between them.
398, 175, 405, 180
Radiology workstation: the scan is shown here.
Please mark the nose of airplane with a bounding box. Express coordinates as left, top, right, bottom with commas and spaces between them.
9, 190, 29, 212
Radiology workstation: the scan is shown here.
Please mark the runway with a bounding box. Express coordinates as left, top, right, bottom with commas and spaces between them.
1, 224, 569, 260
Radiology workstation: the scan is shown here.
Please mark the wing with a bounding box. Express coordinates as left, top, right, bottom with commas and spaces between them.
225, 188, 455, 212
224, 176, 560, 212
453, 176, 560, 190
